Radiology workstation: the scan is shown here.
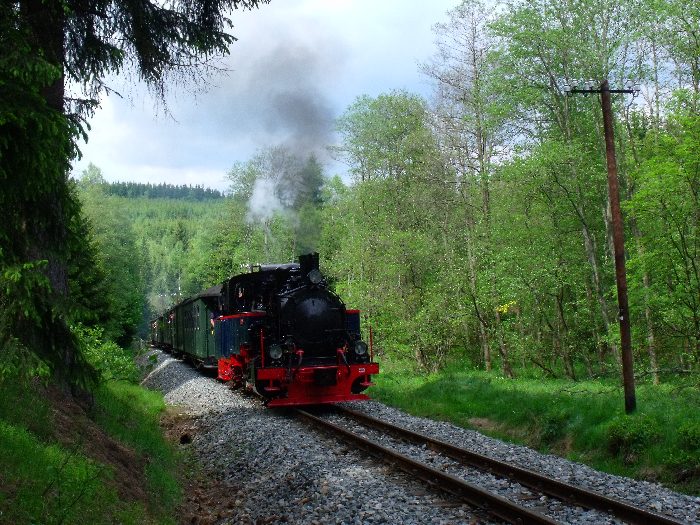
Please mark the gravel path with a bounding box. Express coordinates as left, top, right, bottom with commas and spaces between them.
140, 349, 699, 524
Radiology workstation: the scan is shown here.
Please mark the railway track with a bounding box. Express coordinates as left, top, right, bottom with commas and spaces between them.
295, 406, 686, 525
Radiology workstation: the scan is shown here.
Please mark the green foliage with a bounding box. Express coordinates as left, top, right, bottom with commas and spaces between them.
0, 261, 50, 327
605, 415, 662, 458
0, 364, 180, 524
77, 174, 147, 344
666, 420, 700, 489
0, 338, 51, 384
103, 180, 223, 201
325, 91, 454, 369
538, 409, 570, 446
0, 378, 175, 525
678, 422, 700, 452
627, 112, 700, 355
0, 256, 97, 388
92, 382, 181, 515
79, 188, 228, 323
73, 324, 139, 383
0, 420, 116, 525
335, 90, 440, 182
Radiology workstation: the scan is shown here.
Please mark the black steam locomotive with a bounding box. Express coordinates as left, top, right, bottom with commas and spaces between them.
150, 253, 379, 406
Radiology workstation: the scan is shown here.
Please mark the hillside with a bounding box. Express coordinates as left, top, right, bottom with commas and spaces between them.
77, 179, 229, 336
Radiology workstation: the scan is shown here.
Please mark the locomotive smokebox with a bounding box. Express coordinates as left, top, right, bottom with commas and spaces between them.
280, 287, 345, 356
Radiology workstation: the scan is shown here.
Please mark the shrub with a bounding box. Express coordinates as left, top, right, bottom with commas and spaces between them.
539, 410, 569, 445
606, 414, 661, 460
72, 324, 138, 382
678, 422, 700, 452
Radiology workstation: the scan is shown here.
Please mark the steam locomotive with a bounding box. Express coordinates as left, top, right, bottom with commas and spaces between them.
149, 253, 379, 407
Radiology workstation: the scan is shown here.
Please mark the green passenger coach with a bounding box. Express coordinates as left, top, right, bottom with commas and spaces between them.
171, 284, 221, 369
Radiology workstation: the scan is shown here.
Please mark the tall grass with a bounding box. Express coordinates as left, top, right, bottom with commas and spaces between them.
1, 380, 116, 525
92, 381, 181, 514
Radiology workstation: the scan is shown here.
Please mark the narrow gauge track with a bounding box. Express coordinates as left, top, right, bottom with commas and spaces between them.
295, 407, 686, 525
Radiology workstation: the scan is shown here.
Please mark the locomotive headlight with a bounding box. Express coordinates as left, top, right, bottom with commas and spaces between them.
354, 340, 368, 356
269, 344, 283, 360
308, 269, 323, 285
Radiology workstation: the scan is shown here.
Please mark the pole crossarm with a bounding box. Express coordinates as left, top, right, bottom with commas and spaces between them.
562, 79, 639, 96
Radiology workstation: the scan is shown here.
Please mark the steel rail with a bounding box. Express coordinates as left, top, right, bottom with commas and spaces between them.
336, 406, 685, 525
295, 409, 560, 525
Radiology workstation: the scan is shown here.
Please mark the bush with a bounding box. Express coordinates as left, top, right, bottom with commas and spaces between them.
539, 410, 569, 445
72, 324, 138, 382
606, 414, 661, 460
678, 422, 700, 452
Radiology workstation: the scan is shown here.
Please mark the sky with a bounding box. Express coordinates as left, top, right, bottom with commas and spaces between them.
71, 0, 459, 192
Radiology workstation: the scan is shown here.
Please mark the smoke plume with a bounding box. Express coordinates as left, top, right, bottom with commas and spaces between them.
240, 43, 337, 253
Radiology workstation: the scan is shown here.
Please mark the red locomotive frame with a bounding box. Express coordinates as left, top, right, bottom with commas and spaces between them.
213, 310, 378, 407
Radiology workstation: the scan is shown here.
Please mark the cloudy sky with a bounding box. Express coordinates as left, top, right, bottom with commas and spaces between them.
71, 0, 458, 192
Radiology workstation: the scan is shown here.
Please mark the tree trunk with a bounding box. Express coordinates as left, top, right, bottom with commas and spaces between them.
17, 1, 80, 382
643, 270, 660, 384
466, 238, 491, 370
22, 0, 68, 293
480, 319, 492, 371
494, 309, 514, 378
556, 290, 575, 380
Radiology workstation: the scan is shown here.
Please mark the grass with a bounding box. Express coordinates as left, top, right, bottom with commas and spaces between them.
0, 420, 110, 524
92, 381, 182, 515
0, 377, 181, 524
369, 358, 700, 495
0, 380, 116, 525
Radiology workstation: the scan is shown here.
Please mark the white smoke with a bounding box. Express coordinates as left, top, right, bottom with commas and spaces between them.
246, 177, 283, 223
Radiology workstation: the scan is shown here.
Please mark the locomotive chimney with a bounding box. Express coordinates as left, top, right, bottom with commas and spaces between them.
299, 252, 319, 276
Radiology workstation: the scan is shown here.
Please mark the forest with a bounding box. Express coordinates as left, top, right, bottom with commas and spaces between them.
88, 0, 699, 386
103, 181, 224, 201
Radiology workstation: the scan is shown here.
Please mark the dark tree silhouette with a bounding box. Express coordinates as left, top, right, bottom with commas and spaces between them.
0, 1, 268, 382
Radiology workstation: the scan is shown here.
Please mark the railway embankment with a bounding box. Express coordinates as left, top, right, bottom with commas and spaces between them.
0, 357, 180, 524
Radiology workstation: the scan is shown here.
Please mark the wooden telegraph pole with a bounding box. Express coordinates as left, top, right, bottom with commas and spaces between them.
564, 79, 638, 414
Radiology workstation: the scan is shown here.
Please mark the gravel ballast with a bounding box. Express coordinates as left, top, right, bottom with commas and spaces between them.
141, 349, 699, 524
